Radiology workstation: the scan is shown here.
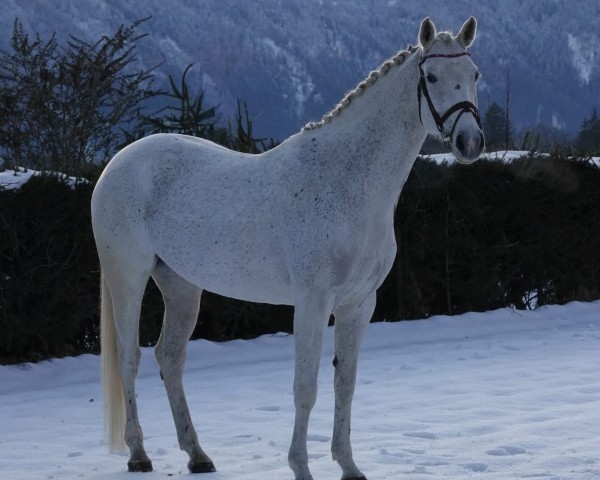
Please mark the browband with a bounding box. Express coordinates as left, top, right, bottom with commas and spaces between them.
419, 51, 471, 66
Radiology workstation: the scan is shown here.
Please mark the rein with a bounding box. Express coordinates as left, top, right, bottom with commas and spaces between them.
417, 51, 482, 144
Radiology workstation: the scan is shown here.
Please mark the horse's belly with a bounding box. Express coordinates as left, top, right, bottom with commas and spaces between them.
151, 219, 294, 305
157, 251, 293, 304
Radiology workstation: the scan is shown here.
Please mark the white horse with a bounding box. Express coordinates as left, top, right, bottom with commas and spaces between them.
92, 16, 483, 480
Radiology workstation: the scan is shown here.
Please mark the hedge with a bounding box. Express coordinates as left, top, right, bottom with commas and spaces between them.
1, 155, 599, 363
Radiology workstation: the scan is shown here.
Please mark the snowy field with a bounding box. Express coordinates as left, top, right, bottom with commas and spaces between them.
422, 150, 600, 166
0, 167, 85, 190
1, 301, 599, 480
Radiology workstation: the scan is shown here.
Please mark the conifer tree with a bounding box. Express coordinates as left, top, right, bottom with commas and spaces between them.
576, 108, 600, 154
483, 101, 513, 151
143, 64, 219, 139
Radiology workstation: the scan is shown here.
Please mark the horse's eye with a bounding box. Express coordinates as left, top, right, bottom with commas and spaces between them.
475, 71, 480, 82
426, 73, 437, 84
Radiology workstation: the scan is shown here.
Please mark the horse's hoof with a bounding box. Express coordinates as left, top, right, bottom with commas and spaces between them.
188, 460, 216, 473
127, 459, 153, 472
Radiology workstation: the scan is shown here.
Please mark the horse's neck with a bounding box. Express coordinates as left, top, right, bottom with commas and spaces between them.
300, 53, 426, 211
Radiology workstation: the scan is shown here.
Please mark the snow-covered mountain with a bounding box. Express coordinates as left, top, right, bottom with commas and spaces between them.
2, 0, 598, 139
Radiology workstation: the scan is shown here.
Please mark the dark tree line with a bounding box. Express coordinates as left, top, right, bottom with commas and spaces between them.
2, 154, 599, 364
482, 101, 600, 155
0, 19, 277, 363
0, 19, 273, 178
380, 155, 600, 320
0, 18, 158, 177
143, 63, 276, 153
1, 19, 599, 364
576, 108, 600, 154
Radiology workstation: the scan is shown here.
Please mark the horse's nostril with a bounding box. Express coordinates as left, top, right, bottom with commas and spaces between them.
456, 133, 466, 153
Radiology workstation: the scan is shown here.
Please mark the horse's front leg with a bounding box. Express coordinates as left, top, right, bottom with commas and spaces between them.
331, 294, 376, 480
288, 293, 334, 480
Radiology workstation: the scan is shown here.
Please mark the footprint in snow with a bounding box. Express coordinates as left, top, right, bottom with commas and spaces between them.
308, 453, 327, 459
402, 448, 426, 454
501, 345, 520, 351
67, 451, 83, 458
417, 460, 449, 467
400, 363, 417, 371
486, 446, 526, 456
307, 434, 330, 442
403, 431, 437, 440
464, 462, 488, 472
256, 405, 280, 412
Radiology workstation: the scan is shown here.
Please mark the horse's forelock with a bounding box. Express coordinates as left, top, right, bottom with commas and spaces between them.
437, 32, 454, 43
421, 32, 468, 56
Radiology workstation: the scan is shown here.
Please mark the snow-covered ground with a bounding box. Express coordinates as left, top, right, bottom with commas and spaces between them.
1, 301, 599, 480
423, 150, 600, 166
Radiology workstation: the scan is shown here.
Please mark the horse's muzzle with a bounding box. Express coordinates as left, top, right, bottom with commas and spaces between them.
454, 129, 485, 164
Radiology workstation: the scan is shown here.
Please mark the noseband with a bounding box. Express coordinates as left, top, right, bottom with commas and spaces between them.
417, 51, 482, 144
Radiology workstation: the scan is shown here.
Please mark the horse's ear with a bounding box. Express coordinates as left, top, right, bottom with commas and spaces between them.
457, 16, 477, 48
418, 17, 436, 50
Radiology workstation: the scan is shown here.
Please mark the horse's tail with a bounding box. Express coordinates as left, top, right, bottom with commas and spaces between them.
100, 272, 127, 452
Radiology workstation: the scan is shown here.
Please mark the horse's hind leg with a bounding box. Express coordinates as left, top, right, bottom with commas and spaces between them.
331, 294, 376, 480
152, 261, 215, 473
102, 252, 156, 472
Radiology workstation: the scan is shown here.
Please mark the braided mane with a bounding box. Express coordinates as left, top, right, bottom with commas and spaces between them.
302, 44, 420, 131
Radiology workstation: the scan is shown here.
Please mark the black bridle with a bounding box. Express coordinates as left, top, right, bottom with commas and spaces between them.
417, 51, 482, 144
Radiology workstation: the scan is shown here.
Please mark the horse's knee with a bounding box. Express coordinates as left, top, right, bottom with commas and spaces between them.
294, 381, 318, 411
293, 363, 320, 409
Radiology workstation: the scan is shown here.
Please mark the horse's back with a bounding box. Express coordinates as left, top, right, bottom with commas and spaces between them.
92, 133, 295, 304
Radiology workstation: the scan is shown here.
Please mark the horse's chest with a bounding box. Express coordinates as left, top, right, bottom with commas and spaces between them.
331, 227, 396, 298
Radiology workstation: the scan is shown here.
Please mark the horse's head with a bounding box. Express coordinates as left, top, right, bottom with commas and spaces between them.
417, 17, 484, 164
